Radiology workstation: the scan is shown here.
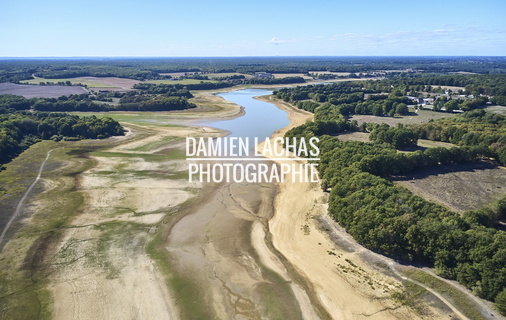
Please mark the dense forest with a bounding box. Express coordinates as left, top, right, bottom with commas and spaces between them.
275, 83, 414, 117
1, 57, 506, 83
0, 109, 124, 171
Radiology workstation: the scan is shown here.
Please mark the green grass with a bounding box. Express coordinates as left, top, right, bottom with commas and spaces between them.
146, 227, 213, 319
485, 105, 506, 115
22, 77, 116, 88
129, 136, 180, 152
94, 169, 188, 180
68, 112, 188, 127
391, 280, 431, 315
90, 222, 145, 279
204, 73, 248, 79
146, 79, 219, 85
403, 268, 488, 320
417, 139, 455, 149
91, 148, 185, 160
349, 108, 456, 127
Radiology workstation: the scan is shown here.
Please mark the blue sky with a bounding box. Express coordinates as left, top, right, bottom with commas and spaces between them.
0, 0, 505, 57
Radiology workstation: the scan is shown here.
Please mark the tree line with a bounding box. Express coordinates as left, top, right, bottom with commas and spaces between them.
275, 83, 412, 118
2, 57, 505, 83
0, 91, 196, 113
412, 110, 506, 166
283, 112, 506, 314
0, 110, 124, 170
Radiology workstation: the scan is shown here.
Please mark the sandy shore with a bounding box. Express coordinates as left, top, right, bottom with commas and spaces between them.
257, 96, 455, 319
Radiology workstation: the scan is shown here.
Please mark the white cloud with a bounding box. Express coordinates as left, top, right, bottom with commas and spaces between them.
268, 38, 294, 45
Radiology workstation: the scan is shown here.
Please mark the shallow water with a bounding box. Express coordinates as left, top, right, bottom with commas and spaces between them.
205, 88, 290, 144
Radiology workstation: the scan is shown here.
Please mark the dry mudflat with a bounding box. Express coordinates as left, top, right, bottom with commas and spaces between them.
49, 124, 206, 320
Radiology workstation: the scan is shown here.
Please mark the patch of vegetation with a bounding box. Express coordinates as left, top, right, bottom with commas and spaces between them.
91, 148, 185, 161
391, 281, 430, 316
412, 109, 506, 165
128, 136, 179, 152
146, 230, 211, 319
403, 269, 488, 320
0, 109, 124, 167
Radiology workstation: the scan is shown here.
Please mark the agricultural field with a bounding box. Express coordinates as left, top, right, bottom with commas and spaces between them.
0, 82, 88, 98
486, 104, 506, 115
146, 79, 219, 85
309, 71, 351, 77
433, 85, 466, 92
22, 76, 141, 91
272, 73, 313, 79
349, 108, 455, 126
204, 72, 250, 79
396, 161, 506, 213
158, 72, 250, 79
334, 112, 506, 214
335, 131, 456, 149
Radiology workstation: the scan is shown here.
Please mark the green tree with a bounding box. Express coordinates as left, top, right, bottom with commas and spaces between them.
395, 103, 409, 115
496, 288, 506, 315
444, 99, 459, 112
498, 146, 506, 166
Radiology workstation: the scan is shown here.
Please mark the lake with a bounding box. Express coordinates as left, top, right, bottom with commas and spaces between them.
204, 89, 290, 145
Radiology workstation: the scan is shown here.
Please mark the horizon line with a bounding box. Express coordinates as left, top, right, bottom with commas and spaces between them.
1, 55, 506, 59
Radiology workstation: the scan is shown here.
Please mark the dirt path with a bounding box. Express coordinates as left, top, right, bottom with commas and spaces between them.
421, 268, 502, 319
0, 148, 57, 247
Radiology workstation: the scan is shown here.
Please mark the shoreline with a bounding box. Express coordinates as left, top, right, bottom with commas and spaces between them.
256, 95, 458, 319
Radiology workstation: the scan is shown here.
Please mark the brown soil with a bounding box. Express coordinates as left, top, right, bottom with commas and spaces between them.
81, 76, 141, 90
396, 161, 506, 213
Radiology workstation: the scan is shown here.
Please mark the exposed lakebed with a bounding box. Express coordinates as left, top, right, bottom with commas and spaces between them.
165, 89, 318, 319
